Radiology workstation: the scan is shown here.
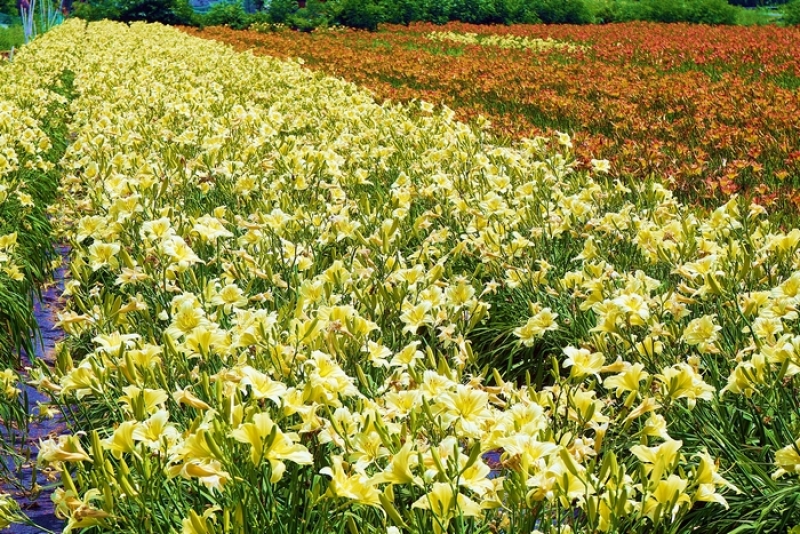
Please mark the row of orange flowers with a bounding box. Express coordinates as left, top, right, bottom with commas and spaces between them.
183, 22, 800, 209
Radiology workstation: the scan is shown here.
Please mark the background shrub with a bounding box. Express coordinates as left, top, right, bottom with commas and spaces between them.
330, 0, 384, 30
784, 0, 800, 24
499, 0, 540, 23
0, 23, 24, 48
689, 0, 737, 24
530, 0, 593, 24
113, 0, 196, 24
585, 0, 619, 23
0, 0, 16, 16
63, 0, 790, 32
266, 0, 298, 23
71, 0, 121, 21
729, 0, 789, 5
450, 0, 500, 24
380, 0, 422, 24
640, 0, 689, 22
287, 0, 328, 30
419, 0, 452, 24
204, 0, 249, 28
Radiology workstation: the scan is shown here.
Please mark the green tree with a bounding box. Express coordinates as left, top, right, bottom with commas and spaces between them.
0, 0, 17, 16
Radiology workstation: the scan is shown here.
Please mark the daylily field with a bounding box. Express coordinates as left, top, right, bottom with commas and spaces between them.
2, 17, 800, 534
189, 22, 800, 211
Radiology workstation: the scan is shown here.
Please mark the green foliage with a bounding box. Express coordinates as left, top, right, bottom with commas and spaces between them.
783, 0, 800, 24
639, 0, 690, 22
287, 0, 328, 30
450, 0, 501, 24
379, 0, 539, 25
530, 0, 593, 24
0, 0, 17, 16
586, 0, 743, 24
267, 0, 298, 23
380, 0, 422, 24
735, 5, 780, 24
0, 24, 24, 49
112, 0, 196, 24
419, 0, 452, 24
203, 0, 249, 28
65, 0, 779, 28
330, 0, 384, 31
729, 0, 789, 5
583, 0, 641, 22
0, 69, 70, 368
688, 0, 738, 23
585, 0, 622, 22
72, 0, 121, 21
499, 0, 541, 23
173, 0, 201, 24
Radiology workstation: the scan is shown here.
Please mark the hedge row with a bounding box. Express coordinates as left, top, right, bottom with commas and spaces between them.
65, 0, 800, 31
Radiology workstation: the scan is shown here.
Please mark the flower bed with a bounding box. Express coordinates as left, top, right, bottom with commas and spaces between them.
1, 19, 799, 533
185, 22, 800, 211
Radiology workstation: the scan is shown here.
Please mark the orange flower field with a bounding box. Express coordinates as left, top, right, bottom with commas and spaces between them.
185, 22, 800, 210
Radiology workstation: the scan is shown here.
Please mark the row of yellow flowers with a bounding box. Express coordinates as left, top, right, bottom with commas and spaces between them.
0, 33, 62, 300
1, 19, 799, 533
0, 21, 78, 530
425, 31, 581, 52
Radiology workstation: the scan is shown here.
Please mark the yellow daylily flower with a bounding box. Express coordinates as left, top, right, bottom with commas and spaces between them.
412, 482, 483, 534
320, 456, 381, 507
642, 475, 691, 522
372, 440, 423, 487
230, 413, 313, 482
102, 421, 138, 459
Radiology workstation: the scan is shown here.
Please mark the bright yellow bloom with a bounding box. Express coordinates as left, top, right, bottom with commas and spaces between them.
563, 346, 605, 379
604, 363, 648, 397
102, 421, 138, 459
88, 241, 120, 271
178, 460, 231, 492
161, 236, 203, 270
172, 388, 211, 411
372, 440, 423, 487
230, 412, 313, 482
38, 435, 92, 466
0, 232, 17, 250
630, 439, 682, 482
514, 308, 559, 347
363, 340, 392, 368
181, 507, 223, 534
0, 494, 22, 530
132, 410, 180, 451
412, 482, 483, 534
210, 283, 248, 311
658, 363, 715, 408
239, 366, 287, 404
773, 438, 800, 479
119, 386, 168, 416
51, 488, 111, 531
682, 315, 721, 353
400, 301, 433, 334
437, 384, 492, 439
389, 341, 424, 368
642, 475, 691, 522
320, 456, 381, 506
